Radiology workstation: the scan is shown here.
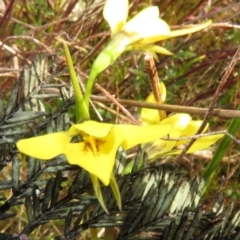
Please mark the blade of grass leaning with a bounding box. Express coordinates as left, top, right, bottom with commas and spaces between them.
110, 173, 122, 210
90, 174, 109, 214
203, 112, 240, 192
62, 41, 89, 121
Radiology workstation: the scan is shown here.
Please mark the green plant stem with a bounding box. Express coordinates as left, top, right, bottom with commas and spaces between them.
83, 35, 124, 109
203, 110, 240, 192
63, 41, 89, 121
84, 70, 97, 110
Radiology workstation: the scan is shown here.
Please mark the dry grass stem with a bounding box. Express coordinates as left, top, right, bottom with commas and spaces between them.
90, 95, 240, 119
94, 83, 140, 125
144, 53, 166, 119
174, 45, 240, 162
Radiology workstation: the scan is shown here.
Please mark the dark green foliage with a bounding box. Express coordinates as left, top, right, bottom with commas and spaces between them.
0, 91, 4, 122
0, 55, 239, 240
5, 81, 20, 116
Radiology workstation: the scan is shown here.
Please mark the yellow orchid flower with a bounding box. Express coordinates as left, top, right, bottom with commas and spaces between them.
141, 84, 223, 160
17, 120, 172, 186
103, 0, 211, 53
84, 0, 211, 108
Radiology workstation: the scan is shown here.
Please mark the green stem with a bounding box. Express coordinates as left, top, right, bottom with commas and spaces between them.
203, 109, 240, 192
83, 35, 124, 109
63, 41, 90, 122
84, 70, 97, 110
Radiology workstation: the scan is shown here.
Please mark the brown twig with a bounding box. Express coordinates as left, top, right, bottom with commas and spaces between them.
94, 101, 134, 124
90, 95, 240, 119
211, 23, 240, 29
94, 83, 141, 125
174, 45, 240, 162
144, 53, 166, 119
4, 35, 54, 55
161, 130, 240, 145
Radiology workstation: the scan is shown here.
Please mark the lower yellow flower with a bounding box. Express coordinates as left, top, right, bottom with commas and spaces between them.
142, 113, 223, 160
141, 83, 223, 160
17, 120, 172, 185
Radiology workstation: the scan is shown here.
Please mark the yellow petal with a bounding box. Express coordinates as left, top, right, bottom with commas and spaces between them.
16, 132, 71, 159
160, 114, 192, 130
181, 120, 205, 136
187, 134, 224, 153
142, 20, 212, 44
141, 82, 167, 125
144, 45, 173, 55
69, 120, 113, 138
159, 114, 192, 151
65, 128, 124, 186
115, 123, 172, 150
142, 114, 192, 159
168, 134, 224, 155
168, 20, 212, 38
89, 174, 109, 213
126, 44, 173, 56
123, 7, 170, 43
176, 121, 209, 145
103, 0, 128, 36
110, 173, 122, 210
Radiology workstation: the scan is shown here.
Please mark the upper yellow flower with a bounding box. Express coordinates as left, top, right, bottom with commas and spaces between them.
17, 120, 172, 185
84, 0, 211, 109
140, 83, 223, 160
103, 0, 211, 54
